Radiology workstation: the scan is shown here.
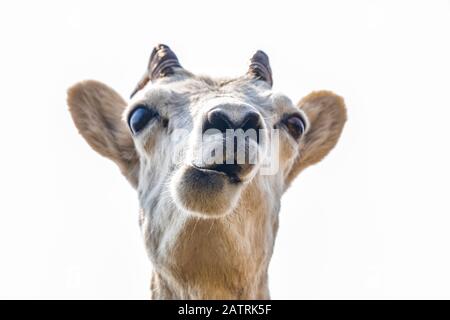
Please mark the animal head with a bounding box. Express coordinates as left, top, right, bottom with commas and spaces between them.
68, 44, 346, 218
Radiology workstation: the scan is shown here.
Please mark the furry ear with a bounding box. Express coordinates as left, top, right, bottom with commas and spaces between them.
67, 80, 139, 188
286, 90, 347, 184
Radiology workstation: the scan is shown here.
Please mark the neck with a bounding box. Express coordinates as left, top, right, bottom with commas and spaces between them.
140, 178, 281, 300
150, 261, 270, 299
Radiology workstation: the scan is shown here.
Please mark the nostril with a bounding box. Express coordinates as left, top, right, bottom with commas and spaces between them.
241, 112, 263, 144
241, 111, 262, 132
203, 109, 236, 133
203, 110, 234, 134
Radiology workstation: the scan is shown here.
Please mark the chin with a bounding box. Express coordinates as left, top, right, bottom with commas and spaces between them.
170, 165, 243, 218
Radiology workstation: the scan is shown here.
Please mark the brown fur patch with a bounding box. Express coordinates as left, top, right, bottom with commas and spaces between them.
67, 80, 139, 187
287, 90, 347, 184
154, 177, 276, 299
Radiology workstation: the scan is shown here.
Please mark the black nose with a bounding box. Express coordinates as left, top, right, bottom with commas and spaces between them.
203, 109, 262, 135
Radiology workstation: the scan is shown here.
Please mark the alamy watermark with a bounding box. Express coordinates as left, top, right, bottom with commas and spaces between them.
169, 128, 281, 176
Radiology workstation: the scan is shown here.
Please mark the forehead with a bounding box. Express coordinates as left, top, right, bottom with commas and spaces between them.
128, 75, 276, 116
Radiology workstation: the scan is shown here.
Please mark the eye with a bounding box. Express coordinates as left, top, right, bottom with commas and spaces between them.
128, 106, 158, 135
283, 114, 306, 139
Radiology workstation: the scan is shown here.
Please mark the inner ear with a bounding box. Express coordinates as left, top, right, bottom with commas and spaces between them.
286, 90, 347, 185
67, 80, 140, 188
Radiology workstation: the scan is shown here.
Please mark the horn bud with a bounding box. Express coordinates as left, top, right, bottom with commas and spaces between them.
247, 50, 273, 87
130, 44, 182, 98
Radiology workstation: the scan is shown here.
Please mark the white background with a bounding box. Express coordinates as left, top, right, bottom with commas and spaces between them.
0, 0, 449, 299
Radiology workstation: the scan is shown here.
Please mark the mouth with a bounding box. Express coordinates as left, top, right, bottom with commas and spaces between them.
191, 163, 242, 184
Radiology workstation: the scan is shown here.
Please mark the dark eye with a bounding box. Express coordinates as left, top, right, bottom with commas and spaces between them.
283, 114, 306, 139
128, 106, 158, 134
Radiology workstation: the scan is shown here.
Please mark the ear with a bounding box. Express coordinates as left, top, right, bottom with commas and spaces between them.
286, 90, 347, 184
67, 80, 139, 188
